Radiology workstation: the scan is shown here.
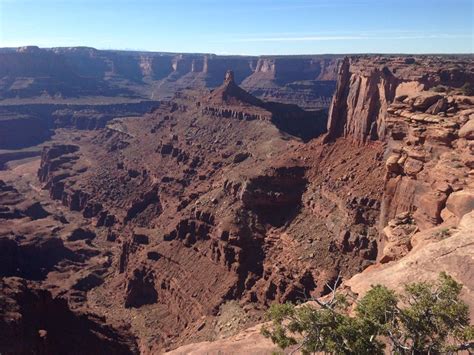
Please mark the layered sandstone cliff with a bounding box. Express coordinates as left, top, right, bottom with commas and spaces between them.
324, 56, 474, 262
0, 101, 158, 149
0, 47, 339, 109
326, 56, 474, 143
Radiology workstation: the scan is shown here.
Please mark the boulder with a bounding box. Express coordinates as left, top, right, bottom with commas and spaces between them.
386, 155, 401, 174
446, 190, 474, 219
403, 157, 424, 176
462, 154, 474, 169
425, 97, 448, 115
459, 119, 474, 140
425, 127, 455, 146
413, 191, 448, 229
233, 152, 250, 163
380, 213, 417, 263
412, 94, 443, 111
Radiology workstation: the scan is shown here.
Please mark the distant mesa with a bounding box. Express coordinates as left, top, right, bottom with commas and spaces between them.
0, 47, 340, 110
16, 45, 41, 53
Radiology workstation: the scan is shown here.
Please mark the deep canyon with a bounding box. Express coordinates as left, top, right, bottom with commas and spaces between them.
0, 47, 473, 354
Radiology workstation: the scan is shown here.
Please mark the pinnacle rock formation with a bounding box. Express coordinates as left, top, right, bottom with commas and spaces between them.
206, 69, 265, 107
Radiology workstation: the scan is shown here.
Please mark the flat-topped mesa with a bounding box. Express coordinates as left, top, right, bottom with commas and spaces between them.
16, 45, 41, 53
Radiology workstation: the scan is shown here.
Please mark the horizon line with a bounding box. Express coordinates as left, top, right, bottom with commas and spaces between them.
1, 45, 473, 57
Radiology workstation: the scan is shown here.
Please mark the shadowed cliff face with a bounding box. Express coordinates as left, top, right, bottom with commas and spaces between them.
0, 46, 339, 109
0, 278, 138, 355
0, 101, 159, 150
204, 70, 328, 141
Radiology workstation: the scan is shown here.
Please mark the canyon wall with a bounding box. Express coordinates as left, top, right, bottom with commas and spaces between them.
325, 55, 474, 262
326, 55, 474, 143
1, 53, 473, 353
0, 100, 159, 149
0, 47, 340, 109
325, 57, 399, 143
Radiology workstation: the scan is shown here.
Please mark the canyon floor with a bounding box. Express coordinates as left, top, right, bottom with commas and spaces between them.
0, 51, 473, 354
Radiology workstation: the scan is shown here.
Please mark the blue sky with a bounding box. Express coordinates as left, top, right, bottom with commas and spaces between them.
0, 0, 473, 54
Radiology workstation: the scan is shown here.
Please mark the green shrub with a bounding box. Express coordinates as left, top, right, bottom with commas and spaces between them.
434, 227, 452, 238
432, 85, 446, 93
262, 273, 473, 354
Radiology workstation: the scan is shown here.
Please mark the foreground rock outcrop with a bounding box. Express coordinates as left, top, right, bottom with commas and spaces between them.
348, 210, 474, 317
